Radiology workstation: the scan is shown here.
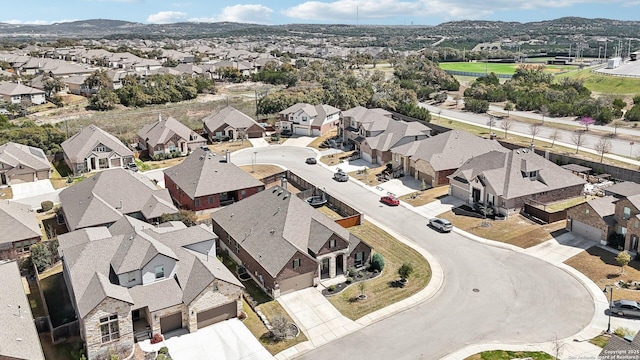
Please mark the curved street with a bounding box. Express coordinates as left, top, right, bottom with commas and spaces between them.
231, 145, 596, 360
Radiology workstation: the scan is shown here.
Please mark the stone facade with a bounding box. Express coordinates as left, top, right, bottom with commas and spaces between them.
566, 202, 613, 242
84, 298, 133, 360
187, 281, 242, 332
149, 304, 185, 336
412, 160, 455, 187
348, 240, 373, 269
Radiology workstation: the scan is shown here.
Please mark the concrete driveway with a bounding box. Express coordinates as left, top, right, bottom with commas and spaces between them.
10, 179, 55, 200
281, 136, 315, 147
164, 318, 274, 360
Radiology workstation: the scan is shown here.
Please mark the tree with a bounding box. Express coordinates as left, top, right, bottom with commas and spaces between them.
611, 120, 623, 136
579, 116, 595, 131
549, 129, 562, 148
358, 281, 367, 297
88, 89, 119, 111
504, 101, 514, 117
486, 116, 496, 136
454, 94, 462, 109
595, 136, 612, 162
84, 69, 110, 93
571, 130, 587, 154
30, 242, 52, 272
500, 118, 513, 139
616, 250, 631, 274
540, 104, 549, 125
529, 122, 541, 142
398, 262, 414, 282
270, 314, 294, 341
42, 75, 64, 99
160, 209, 196, 226
370, 253, 385, 272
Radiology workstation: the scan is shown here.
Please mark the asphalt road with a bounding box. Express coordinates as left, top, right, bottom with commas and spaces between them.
423, 103, 640, 159
231, 146, 595, 360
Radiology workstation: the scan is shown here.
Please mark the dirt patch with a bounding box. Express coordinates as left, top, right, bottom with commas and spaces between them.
565, 246, 640, 301
0, 186, 13, 199
400, 186, 449, 207
440, 211, 566, 248
239, 164, 284, 180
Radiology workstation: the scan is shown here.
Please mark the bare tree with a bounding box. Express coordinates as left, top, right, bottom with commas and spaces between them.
500, 118, 513, 139
486, 116, 496, 137
571, 130, 587, 154
611, 120, 623, 136
549, 129, 562, 148
504, 101, 514, 118
529, 122, 542, 142
540, 104, 549, 125
453, 94, 461, 109
595, 136, 612, 162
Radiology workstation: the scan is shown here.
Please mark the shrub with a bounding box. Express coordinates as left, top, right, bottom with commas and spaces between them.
150, 333, 163, 344
347, 267, 358, 277
30, 243, 51, 272
370, 253, 385, 272
398, 262, 415, 280
614, 327, 634, 338
345, 277, 353, 284
41, 201, 54, 212
270, 314, 294, 341
328, 285, 336, 292
357, 271, 364, 278
158, 347, 169, 355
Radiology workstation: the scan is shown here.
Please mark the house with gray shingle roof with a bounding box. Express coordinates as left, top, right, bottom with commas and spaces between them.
61, 125, 134, 175
164, 147, 264, 211
278, 103, 341, 136
0, 81, 46, 105
58, 215, 243, 360
0, 261, 45, 360
340, 106, 393, 147
0, 201, 42, 260
359, 119, 431, 165
137, 115, 206, 158
449, 149, 586, 215
391, 130, 506, 187
202, 106, 265, 141
211, 185, 372, 298
0, 142, 52, 185
59, 167, 178, 231
566, 195, 616, 243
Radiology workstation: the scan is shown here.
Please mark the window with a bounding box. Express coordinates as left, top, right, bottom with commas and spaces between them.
234, 240, 240, 254
95, 145, 107, 152
98, 158, 108, 168
128, 271, 136, 283
636, 220, 639, 229
624, 207, 631, 219
208, 196, 214, 205
585, 209, 589, 214
155, 265, 164, 279
241, 190, 246, 198
195, 198, 200, 207
292, 259, 301, 269
354, 252, 364, 267
329, 239, 336, 249
100, 314, 119, 343
212, 284, 218, 291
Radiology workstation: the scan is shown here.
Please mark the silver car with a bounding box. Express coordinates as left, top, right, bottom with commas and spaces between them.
333, 171, 348, 182
429, 218, 452, 232
611, 300, 640, 318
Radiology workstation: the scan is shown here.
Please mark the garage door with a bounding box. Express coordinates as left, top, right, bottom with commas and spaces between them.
278, 272, 315, 295
571, 220, 602, 242
196, 301, 237, 329
160, 312, 182, 334
10, 173, 33, 184
449, 184, 468, 203
361, 151, 372, 164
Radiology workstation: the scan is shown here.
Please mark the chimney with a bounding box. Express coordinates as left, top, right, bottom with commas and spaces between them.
225, 149, 230, 163
281, 177, 287, 189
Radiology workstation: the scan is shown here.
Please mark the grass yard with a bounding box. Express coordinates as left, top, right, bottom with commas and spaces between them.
208, 140, 253, 155
26, 277, 46, 318
0, 186, 13, 199
440, 211, 567, 248
50, 161, 72, 189
565, 246, 640, 302
465, 350, 553, 360
557, 70, 640, 94
542, 195, 595, 212
320, 150, 355, 166
137, 156, 186, 171
328, 221, 431, 320
590, 334, 610, 348
242, 299, 309, 355
239, 164, 284, 181
347, 164, 387, 187
307, 129, 338, 150
39, 334, 85, 360
39, 264, 76, 327
399, 186, 449, 207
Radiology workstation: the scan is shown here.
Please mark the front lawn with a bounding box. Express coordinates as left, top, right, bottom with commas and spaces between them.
50, 161, 72, 190
39, 266, 76, 327
399, 186, 449, 207
465, 350, 553, 360
208, 140, 253, 154
320, 150, 356, 167
565, 246, 640, 301
307, 129, 337, 150
328, 221, 431, 320
440, 211, 566, 248
538, 195, 595, 212
347, 164, 387, 186
239, 164, 284, 181
0, 186, 12, 199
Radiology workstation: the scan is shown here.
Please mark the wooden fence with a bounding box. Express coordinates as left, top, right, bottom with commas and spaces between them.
522, 203, 567, 224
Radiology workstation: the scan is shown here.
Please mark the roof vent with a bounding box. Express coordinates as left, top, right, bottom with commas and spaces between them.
199, 156, 205, 161
269, 229, 275, 234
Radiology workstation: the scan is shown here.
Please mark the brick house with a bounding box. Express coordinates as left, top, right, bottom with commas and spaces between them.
137, 115, 206, 158
449, 149, 586, 215
339, 106, 392, 148
566, 196, 617, 243
210, 185, 372, 298
612, 194, 640, 252
278, 103, 341, 136
0, 201, 42, 260
391, 130, 506, 188
58, 216, 243, 360
202, 106, 265, 141
359, 120, 431, 165
164, 147, 265, 211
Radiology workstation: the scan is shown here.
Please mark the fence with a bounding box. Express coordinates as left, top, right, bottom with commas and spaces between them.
443, 70, 513, 79
51, 320, 80, 344
522, 203, 567, 224
260, 170, 288, 185
33, 263, 80, 343
34, 316, 50, 333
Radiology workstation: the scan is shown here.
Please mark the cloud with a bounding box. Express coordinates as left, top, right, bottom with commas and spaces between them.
282, 0, 634, 22
146, 11, 188, 24
191, 4, 274, 24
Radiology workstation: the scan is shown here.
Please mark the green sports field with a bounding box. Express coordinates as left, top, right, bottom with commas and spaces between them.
556, 69, 640, 94
439, 62, 574, 75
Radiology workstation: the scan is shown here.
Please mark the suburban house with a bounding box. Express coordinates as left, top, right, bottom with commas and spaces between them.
202, 106, 265, 141
137, 116, 206, 158
359, 120, 432, 165
0, 201, 42, 260
566, 196, 617, 243
0, 81, 46, 105
339, 106, 393, 147
58, 216, 243, 360
278, 103, 341, 136
599, 331, 640, 358
62, 125, 134, 175
448, 148, 586, 215
210, 185, 372, 298
604, 181, 640, 199
0, 261, 45, 360
391, 130, 506, 187
0, 142, 52, 185
59, 168, 178, 231
609, 194, 640, 252
164, 147, 265, 211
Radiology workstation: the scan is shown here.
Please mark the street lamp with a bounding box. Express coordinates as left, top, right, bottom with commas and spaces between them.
603, 285, 613, 334
252, 151, 257, 173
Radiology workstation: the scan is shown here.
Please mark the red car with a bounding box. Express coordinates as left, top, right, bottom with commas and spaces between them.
380, 195, 400, 206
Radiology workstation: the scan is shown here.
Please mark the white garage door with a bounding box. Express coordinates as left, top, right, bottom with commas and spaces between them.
278, 272, 315, 295
449, 185, 468, 203
571, 220, 602, 242
361, 151, 372, 164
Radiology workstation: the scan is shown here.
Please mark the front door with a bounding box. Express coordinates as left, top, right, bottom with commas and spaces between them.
472, 188, 481, 203
321, 258, 330, 279
0, 173, 6, 185
632, 235, 639, 251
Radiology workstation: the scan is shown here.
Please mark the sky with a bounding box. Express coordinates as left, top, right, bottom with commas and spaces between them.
2, 0, 639, 26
